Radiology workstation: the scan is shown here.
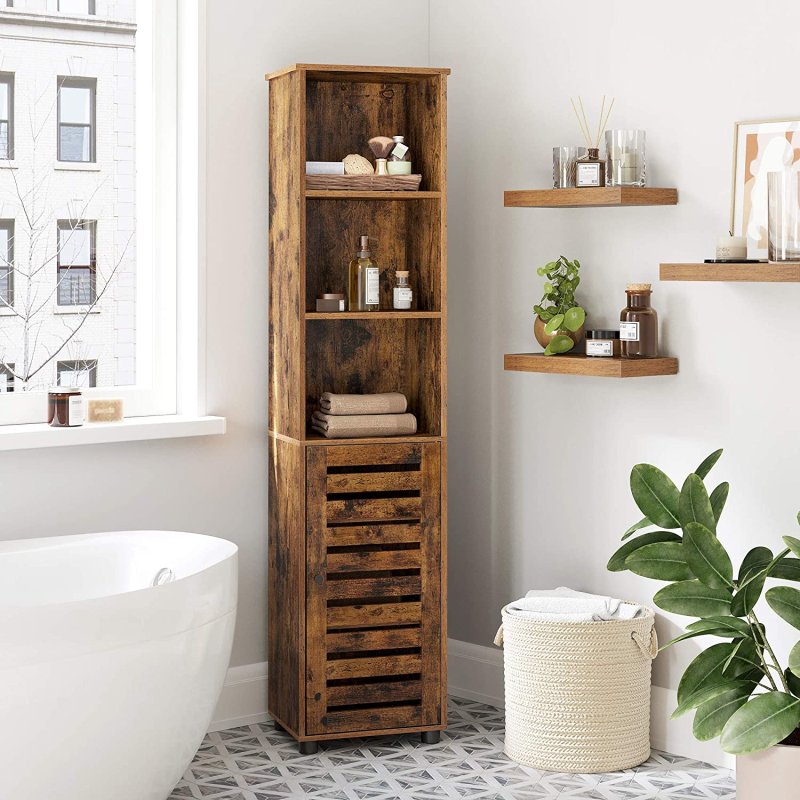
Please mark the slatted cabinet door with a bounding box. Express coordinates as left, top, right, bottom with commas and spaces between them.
306, 442, 443, 736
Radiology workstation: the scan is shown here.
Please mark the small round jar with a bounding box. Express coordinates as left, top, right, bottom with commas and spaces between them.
585, 329, 621, 358
48, 387, 84, 428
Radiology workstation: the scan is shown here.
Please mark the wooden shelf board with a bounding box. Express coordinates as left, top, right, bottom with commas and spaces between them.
660, 262, 800, 282
504, 353, 679, 378
269, 430, 444, 447
306, 311, 442, 320
504, 187, 678, 208
266, 63, 451, 82
306, 190, 441, 200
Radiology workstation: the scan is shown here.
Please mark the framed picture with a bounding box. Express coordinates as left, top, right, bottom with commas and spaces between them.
731, 118, 800, 258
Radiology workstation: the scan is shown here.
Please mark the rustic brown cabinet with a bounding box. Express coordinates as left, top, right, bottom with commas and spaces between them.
266, 63, 449, 752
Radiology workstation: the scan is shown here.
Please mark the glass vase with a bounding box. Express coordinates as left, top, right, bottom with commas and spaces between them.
768, 169, 800, 262
605, 130, 646, 187
552, 146, 586, 189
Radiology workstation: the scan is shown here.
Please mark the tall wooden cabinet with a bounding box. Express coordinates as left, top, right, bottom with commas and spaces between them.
266, 64, 449, 752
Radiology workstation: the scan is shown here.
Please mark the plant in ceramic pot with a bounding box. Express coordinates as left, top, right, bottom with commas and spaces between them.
533, 255, 586, 355
608, 448, 800, 799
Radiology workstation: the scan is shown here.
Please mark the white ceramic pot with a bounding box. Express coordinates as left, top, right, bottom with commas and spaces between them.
737, 744, 800, 800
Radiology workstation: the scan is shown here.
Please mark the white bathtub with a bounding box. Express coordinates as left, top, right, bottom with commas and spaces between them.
0, 530, 237, 800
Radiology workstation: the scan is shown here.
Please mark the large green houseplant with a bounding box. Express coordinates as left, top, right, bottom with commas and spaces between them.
608, 448, 800, 760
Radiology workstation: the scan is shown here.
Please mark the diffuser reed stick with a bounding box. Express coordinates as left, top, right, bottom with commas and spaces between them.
570, 95, 615, 148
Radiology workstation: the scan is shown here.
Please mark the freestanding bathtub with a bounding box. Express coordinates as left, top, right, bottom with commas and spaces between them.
0, 530, 238, 800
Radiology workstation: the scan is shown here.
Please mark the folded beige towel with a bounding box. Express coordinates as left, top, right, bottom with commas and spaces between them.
319, 392, 407, 416
312, 411, 417, 439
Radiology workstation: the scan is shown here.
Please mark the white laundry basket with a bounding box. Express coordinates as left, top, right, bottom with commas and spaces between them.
494, 603, 657, 773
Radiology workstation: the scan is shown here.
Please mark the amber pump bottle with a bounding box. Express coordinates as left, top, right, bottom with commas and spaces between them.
620, 283, 658, 358
348, 235, 380, 311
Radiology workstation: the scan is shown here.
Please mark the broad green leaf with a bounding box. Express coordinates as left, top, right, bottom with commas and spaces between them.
694, 684, 755, 741
784, 536, 800, 559
543, 314, 564, 335
739, 547, 773, 582
720, 692, 800, 754
678, 642, 737, 705
621, 516, 653, 541
731, 547, 772, 617
673, 680, 752, 719
710, 482, 729, 522
547, 334, 574, 354
630, 464, 682, 529
790, 641, 800, 677
687, 616, 752, 638
683, 522, 733, 588
626, 542, 693, 581
607, 530, 680, 572
543, 343, 555, 355
695, 448, 723, 480
680, 475, 717, 533
654, 580, 732, 618
723, 639, 763, 679
771, 558, 800, 582
787, 669, 800, 700
563, 306, 585, 332
660, 627, 735, 650
766, 586, 800, 631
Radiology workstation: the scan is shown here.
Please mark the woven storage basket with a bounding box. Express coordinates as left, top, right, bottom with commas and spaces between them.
494, 602, 656, 773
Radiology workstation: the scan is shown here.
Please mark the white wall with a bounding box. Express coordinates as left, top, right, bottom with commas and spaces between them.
431, 0, 800, 690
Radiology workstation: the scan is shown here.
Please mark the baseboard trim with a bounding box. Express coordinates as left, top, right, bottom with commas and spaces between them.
209, 660, 269, 732
210, 641, 732, 769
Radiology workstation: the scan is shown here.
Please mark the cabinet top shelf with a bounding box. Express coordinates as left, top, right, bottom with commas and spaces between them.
306, 311, 442, 320
504, 187, 678, 208
306, 190, 442, 201
504, 353, 679, 378
265, 63, 451, 82
660, 262, 800, 282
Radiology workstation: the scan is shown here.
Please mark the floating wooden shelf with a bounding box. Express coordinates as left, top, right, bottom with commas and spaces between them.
504, 187, 678, 208
306, 311, 442, 320
307, 190, 441, 200
660, 262, 800, 282
504, 353, 679, 378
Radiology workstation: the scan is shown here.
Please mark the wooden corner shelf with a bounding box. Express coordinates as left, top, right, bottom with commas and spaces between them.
306, 311, 442, 320
660, 262, 800, 282
504, 353, 679, 378
504, 187, 678, 208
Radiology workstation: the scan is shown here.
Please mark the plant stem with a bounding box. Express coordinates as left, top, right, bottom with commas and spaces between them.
749, 611, 789, 693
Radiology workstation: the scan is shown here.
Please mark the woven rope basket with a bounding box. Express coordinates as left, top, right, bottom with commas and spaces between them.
494, 603, 657, 773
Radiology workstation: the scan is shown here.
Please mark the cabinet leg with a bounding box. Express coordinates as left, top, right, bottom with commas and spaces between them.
421, 731, 440, 745
299, 740, 319, 755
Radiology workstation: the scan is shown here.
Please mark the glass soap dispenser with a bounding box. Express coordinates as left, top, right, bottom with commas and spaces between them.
348, 235, 380, 311
387, 135, 412, 175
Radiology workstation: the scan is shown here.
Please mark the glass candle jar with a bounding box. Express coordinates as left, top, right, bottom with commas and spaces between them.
620, 284, 659, 358
768, 169, 800, 262
553, 146, 587, 188
48, 387, 84, 428
585, 329, 621, 357
605, 130, 646, 187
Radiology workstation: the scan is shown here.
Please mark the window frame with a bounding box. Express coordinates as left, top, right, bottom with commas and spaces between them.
57, 358, 98, 388
57, 76, 96, 163
57, 0, 96, 15
56, 219, 96, 306
0, 362, 14, 392
0, 219, 14, 308
0, 73, 14, 160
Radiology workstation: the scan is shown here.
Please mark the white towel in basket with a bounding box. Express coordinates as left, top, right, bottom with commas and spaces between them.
505, 587, 645, 622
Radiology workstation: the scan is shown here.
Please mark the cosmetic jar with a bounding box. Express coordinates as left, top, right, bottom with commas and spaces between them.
585, 329, 621, 358
48, 387, 84, 428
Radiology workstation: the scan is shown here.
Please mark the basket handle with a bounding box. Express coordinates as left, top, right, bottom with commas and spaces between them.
494, 624, 504, 648
632, 627, 658, 659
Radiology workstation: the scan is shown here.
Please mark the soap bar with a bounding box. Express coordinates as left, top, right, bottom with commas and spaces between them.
87, 398, 124, 423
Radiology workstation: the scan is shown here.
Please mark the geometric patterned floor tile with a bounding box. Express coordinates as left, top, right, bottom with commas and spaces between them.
171, 697, 736, 800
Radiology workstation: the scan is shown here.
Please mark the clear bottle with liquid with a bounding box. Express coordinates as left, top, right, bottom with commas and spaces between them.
393, 270, 413, 310
387, 135, 412, 175
348, 235, 380, 311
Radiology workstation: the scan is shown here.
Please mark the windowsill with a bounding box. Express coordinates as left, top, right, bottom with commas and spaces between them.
0, 414, 226, 451
0, 161, 18, 170
0, 306, 16, 316
54, 161, 101, 172
53, 306, 101, 315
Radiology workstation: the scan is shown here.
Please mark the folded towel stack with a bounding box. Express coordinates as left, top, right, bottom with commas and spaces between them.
312, 392, 417, 439
505, 587, 645, 623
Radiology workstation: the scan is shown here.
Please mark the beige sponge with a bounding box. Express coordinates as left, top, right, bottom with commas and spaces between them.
343, 153, 374, 175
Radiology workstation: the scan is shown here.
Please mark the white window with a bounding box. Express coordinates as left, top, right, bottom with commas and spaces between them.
0, 220, 13, 307
57, 78, 95, 163
0, 0, 191, 426
0, 74, 13, 160
58, 0, 96, 15
0, 362, 14, 392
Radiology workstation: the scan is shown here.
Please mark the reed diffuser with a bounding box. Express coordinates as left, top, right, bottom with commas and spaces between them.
570, 95, 614, 187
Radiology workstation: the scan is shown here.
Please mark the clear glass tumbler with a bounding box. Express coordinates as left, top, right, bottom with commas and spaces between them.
605, 130, 646, 187
768, 169, 800, 262
553, 146, 586, 189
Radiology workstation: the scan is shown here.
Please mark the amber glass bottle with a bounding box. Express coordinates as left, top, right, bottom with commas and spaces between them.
347, 235, 380, 311
620, 283, 658, 358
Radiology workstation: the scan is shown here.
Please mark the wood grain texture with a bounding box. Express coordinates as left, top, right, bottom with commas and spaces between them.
327, 601, 422, 629
326, 679, 422, 706
327, 470, 421, 494
305, 311, 442, 320
320, 705, 424, 734
326, 549, 421, 572
325, 523, 422, 547
326, 627, 421, 653
327, 654, 422, 681
326, 575, 422, 600
327, 497, 422, 524
306, 190, 441, 200
504, 186, 678, 208
268, 69, 305, 440
660, 262, 800, 282
266, 64, 450, 82
267, 436, 305, 734
504, 353, 679, 378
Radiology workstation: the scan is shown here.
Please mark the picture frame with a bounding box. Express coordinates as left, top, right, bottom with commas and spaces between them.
731, 118, 800, 259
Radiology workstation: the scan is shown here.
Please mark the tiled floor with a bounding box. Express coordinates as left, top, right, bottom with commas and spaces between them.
170, 697, 736, 800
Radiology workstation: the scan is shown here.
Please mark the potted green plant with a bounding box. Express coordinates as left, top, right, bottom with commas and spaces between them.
533, 255, 586, 355
608, 448, 800, 798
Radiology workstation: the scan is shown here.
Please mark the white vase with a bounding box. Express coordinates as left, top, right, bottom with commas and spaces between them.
737, 744, 800, 800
